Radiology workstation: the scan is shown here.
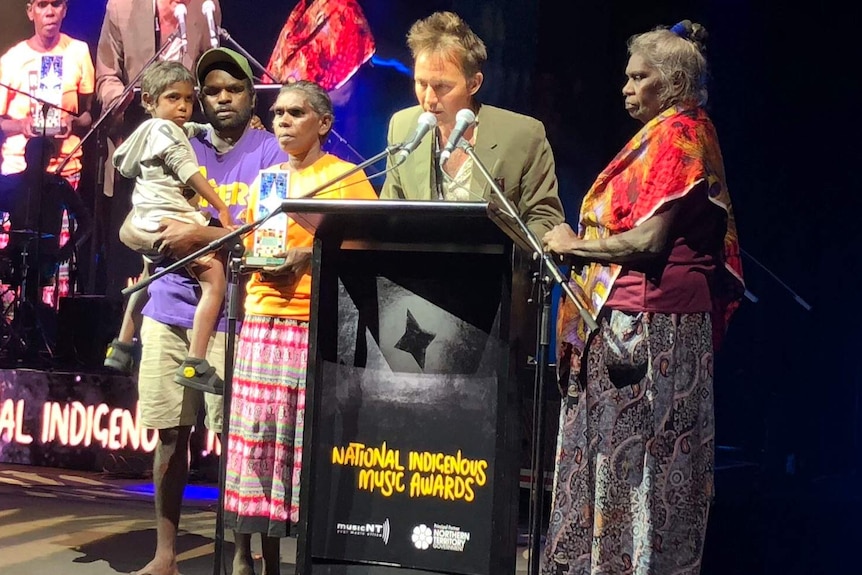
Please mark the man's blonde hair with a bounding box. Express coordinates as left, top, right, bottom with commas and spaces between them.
406, 11, 487, 78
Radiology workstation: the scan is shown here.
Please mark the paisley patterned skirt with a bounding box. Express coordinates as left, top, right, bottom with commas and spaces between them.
542, 310, 714, 575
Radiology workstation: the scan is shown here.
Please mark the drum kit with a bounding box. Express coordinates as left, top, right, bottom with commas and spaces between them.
0, 75, 89, 365
0, 215, 59, 365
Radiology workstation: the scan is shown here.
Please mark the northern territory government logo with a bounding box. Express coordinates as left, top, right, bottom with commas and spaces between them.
336, 519, 391, 545
411, 523, 471, 552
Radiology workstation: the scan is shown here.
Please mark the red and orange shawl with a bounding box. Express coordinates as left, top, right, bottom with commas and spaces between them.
557, 105, 744, 363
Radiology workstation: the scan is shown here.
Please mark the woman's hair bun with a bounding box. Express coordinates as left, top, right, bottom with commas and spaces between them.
670, 19, 708, 52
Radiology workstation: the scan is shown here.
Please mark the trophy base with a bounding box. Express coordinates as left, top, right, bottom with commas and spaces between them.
241, 256, 287, 269
33, 125, 63, 137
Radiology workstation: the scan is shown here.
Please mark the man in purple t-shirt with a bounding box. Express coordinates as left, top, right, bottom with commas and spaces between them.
127, 47, 287, 575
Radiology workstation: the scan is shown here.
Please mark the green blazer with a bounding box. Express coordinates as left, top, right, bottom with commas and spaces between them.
380, 104, 564, 238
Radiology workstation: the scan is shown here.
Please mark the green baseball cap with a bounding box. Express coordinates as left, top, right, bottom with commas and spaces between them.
195, 47, 255, 86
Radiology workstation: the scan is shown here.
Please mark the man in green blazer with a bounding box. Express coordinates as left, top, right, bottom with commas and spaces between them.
380, 11, 564, 239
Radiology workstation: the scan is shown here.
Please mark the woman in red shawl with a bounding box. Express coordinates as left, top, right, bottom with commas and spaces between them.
540, 20, 744, 575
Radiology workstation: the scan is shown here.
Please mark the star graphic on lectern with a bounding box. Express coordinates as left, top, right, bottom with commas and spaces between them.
394, 309, 436, 369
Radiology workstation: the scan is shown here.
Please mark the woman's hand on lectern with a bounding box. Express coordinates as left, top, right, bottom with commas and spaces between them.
259, 247, 312, 282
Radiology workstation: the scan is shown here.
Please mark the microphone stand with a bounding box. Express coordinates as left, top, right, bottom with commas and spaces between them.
739, 249, 811, 311
217, 27, 279, 85
217, 26, 367, 163
0, 82, 80, 126
458, 141, 596, 575
55, 29, 182, 176
212, 241, 244, 575
54, 30, 181, 294
118, 142, 401, 575
120, 144, 397, 298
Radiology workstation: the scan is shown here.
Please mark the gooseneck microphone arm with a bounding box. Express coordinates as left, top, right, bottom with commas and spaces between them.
215, 27, 367, 164
55, 29, 182, 175
216, 27, 280, 84
120, 141, 406, 298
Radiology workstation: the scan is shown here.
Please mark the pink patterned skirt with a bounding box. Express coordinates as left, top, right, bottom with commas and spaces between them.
224, 314, 308, 536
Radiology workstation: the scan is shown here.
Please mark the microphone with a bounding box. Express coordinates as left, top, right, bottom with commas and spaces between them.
173, 3, 188, 50
393, 111, 437, 166
439, 108, 476, 166
201, 0, 219, 49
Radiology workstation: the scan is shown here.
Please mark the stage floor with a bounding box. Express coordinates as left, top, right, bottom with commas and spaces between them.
3, 460, 862, 574
0, 463, 536, 575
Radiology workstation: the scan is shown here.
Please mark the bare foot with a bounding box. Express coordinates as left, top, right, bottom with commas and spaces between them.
232, 556, 255, 575
131, 557, 179, 575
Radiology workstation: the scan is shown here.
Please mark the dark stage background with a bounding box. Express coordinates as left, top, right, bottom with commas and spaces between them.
1, 1, 856, 572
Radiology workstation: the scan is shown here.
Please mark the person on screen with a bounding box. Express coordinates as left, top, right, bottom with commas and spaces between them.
0, 0, 95, 302
96, 0, 221, 116
0, 0, 94, 186
95, 0, 223, 298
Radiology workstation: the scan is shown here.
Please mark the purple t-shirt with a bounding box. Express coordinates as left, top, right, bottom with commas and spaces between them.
141, 126, 288, 331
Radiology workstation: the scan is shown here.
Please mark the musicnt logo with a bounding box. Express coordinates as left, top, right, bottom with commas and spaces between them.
335, 518, 391, 545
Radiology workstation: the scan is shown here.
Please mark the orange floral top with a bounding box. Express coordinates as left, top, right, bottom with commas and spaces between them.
557, 105, 744, 358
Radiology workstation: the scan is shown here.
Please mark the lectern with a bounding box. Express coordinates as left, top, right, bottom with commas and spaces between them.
289, 199, 530, 575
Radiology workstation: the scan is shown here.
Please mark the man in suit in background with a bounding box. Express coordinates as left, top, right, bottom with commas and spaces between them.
94, 0, 222, 298
96, 0, 221, 114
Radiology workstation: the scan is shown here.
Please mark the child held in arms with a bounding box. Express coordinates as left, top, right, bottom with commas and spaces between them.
105, 60, 233, 396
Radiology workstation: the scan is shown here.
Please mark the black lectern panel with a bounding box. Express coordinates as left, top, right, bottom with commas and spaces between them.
290, 200, 520, 575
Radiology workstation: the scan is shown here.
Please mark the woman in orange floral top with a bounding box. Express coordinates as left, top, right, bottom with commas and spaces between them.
541, 20, 744, 575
